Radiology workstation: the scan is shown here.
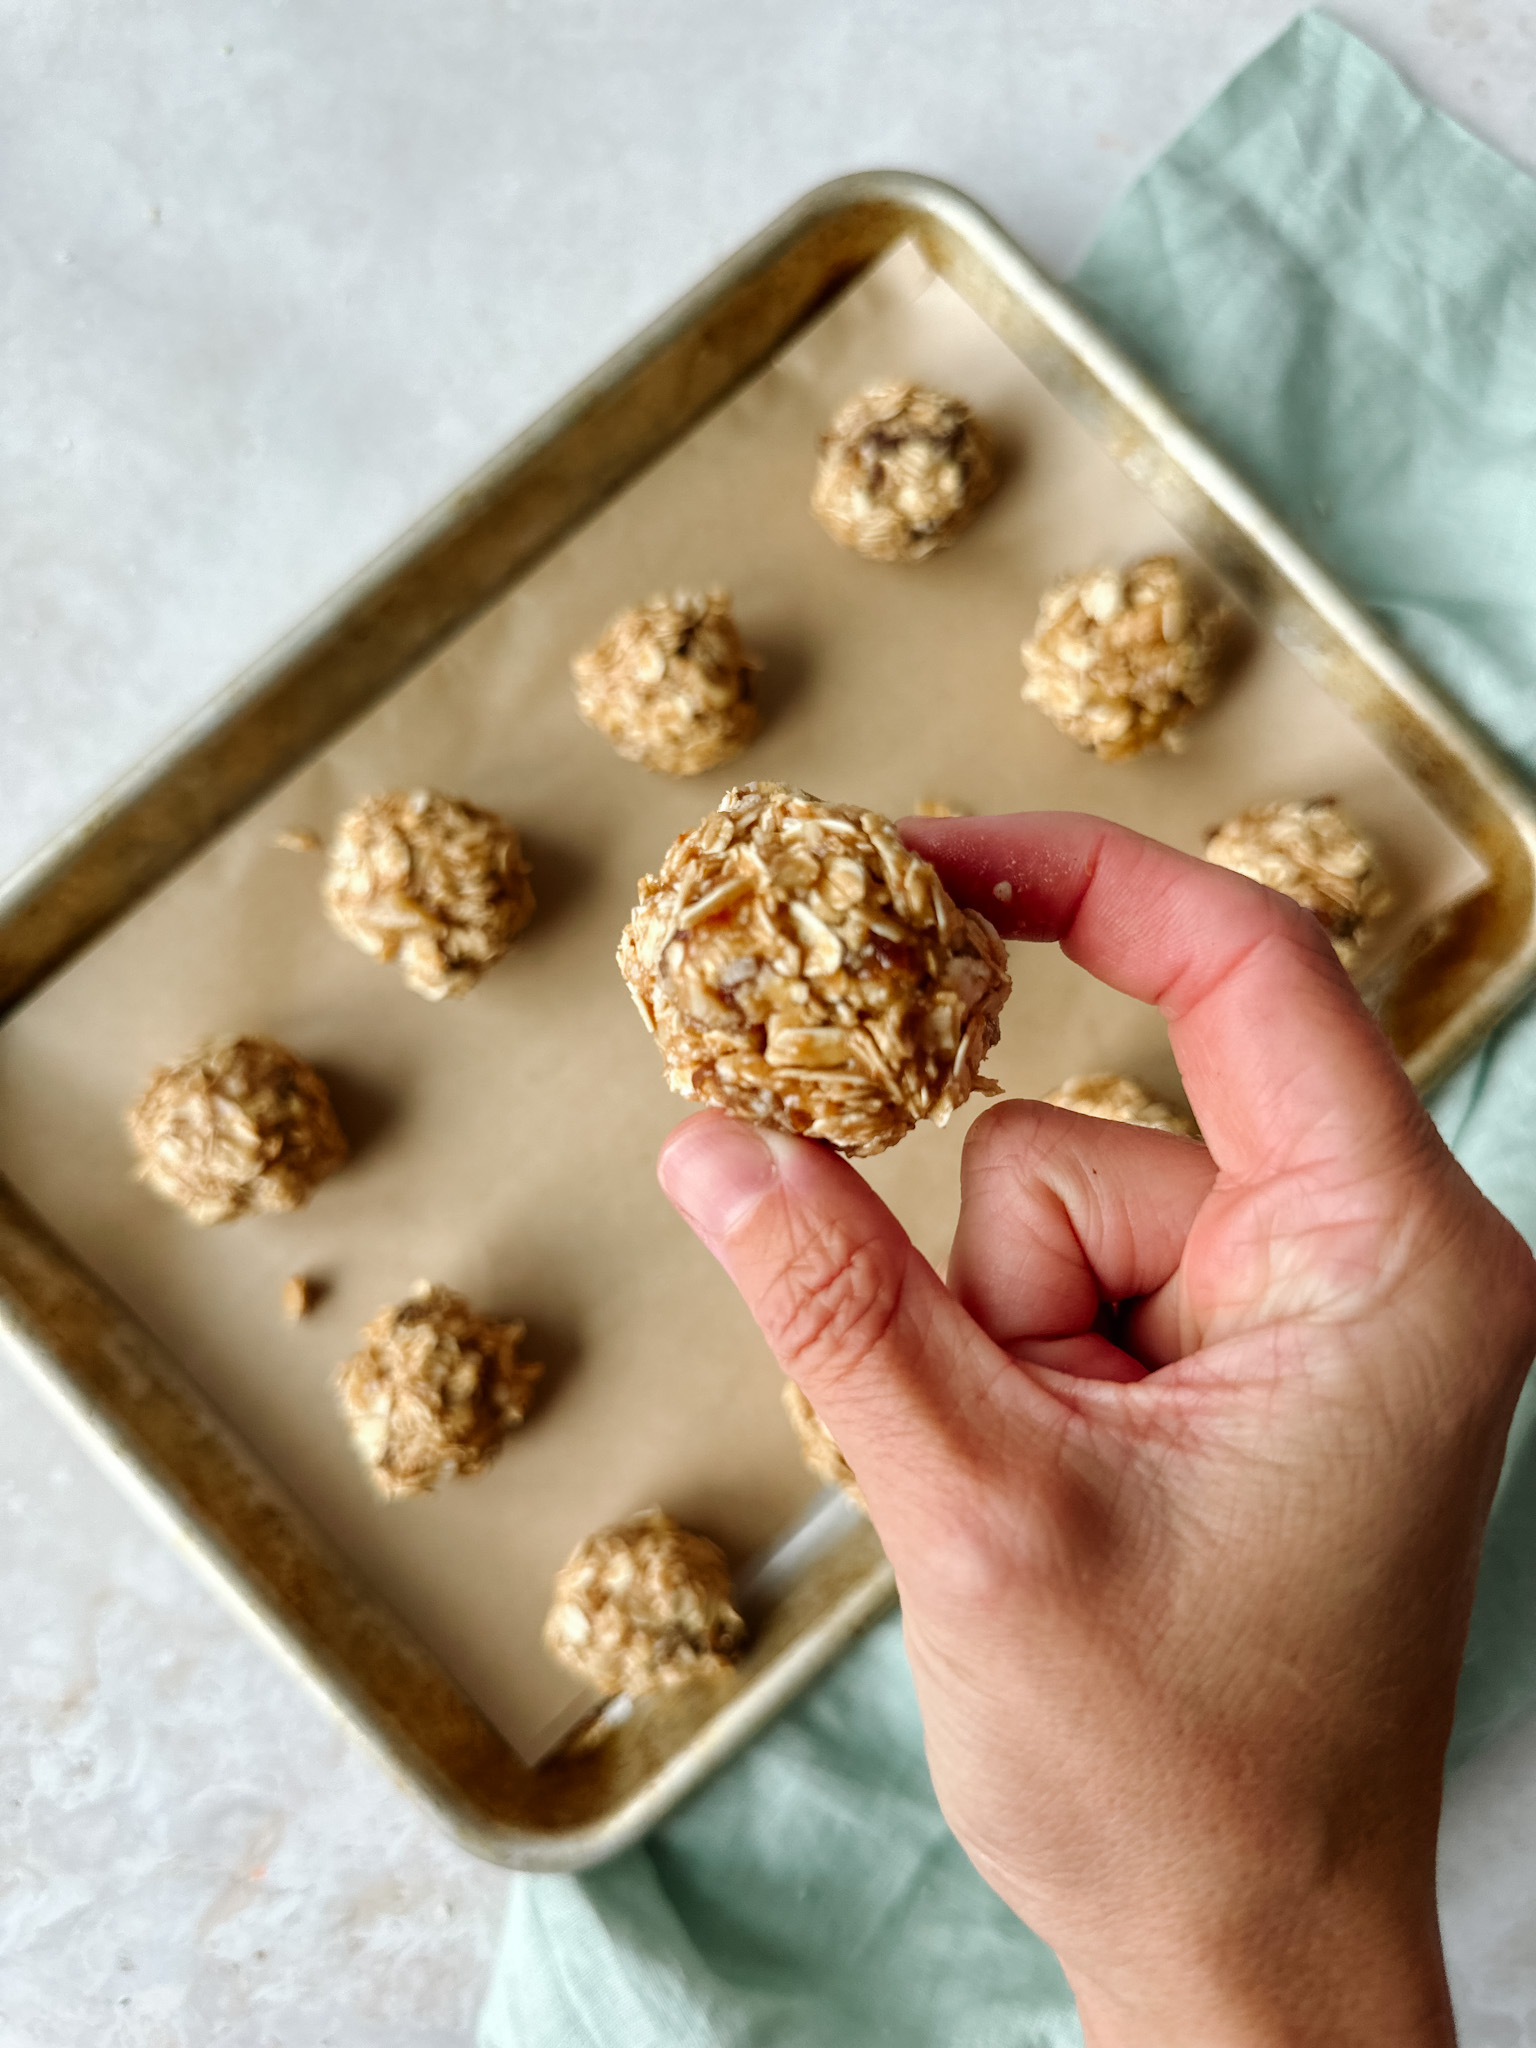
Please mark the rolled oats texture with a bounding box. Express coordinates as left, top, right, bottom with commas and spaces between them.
126, 1034, 348, 1226
1020, 554, 1226, 761
811, 382, 994, 563
322, 789, 535, 1001
782, 1381, 866, 1512
1204, 796, 1391, 967
335, 1281, 543, 1500
1045, 1072, 1197, 1138
543, 1507, 746, 1699
571, 589, 758, 777
617, 782, 1012, 1159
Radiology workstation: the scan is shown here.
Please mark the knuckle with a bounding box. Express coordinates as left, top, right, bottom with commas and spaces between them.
1424, 1176, 1536, 1385
962, 1097, 1061, 1188
906, 1463, 1085, 1618
913, 1506, 1015, 1612
1492, 1215, 1536, 1364
763, 1214, 903, 1386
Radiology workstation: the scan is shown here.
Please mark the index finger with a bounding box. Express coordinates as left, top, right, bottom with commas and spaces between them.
901, 811, 1427, 1182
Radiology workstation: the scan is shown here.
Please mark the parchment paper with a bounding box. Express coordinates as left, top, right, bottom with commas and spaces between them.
0, 242, 1485, 1762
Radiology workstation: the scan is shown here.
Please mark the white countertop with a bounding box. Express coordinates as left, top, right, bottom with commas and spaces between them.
5, 5, 1536, 2041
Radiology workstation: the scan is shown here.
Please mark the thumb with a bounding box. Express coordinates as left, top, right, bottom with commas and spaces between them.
658, 1110, 1054, 1524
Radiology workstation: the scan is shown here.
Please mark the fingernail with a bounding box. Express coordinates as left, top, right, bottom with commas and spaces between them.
659, 1115, 781, 1248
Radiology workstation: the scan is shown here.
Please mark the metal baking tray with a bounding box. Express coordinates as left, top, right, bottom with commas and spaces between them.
2, 172, 1534, 1871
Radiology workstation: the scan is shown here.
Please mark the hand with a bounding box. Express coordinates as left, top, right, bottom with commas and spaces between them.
657, 811, 1536, 2048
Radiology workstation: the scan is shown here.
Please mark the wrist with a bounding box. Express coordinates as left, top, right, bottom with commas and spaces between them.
1068, 1885, 1454, 2048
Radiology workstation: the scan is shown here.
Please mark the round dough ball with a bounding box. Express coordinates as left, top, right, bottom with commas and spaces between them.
1204, 797, 1391, 968
1045, 1072, 1197, 1138
571, 590, 759, 777
782, 1381, 865, 1512
128, 1034, 347, 1226
618, 782, 1012, 1159
543, 1507, 746, 1697
336, 1282, 542, 1500
322, 789, 534, 1001
811, 382, 994, 562
1021, 555, 1226, 761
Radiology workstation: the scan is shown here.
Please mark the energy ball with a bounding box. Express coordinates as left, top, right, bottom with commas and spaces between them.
782, 1382, 866, 1512
543, 1507, 746, 1698
1046, 1072, 1197, 1138
336, 1282, 542, 1500
811, 382, 995, 563
322, 789, 535, 1002
1204, 797, 1391, 968
618, 782, 1012, 1159
128, 1034, 347, 1226
1021, 554, 1226, 761
572, 590, 759, 777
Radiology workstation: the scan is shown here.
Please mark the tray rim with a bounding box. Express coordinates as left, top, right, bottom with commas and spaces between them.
3, 166, 1535, 1869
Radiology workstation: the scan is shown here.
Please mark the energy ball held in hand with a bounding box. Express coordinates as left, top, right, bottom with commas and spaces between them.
543, 1507, 746, 1698
336, 1282, 542, 1500
1021, 554, 1226, 761
322, 789, 535, 1001
572, 590, 759, 777
1046, 1072, 1197, 1138
128, 1034, 347, 1225
618, 783, 1012, 1159
1204, 797, 1391, 969
811, 382, 995, 562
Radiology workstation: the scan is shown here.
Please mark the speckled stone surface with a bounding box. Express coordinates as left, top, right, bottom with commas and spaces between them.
0, 1366, 504, 2047
6, 4, 1536, 2042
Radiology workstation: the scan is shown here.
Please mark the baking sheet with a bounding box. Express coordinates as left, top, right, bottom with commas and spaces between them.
0, 241, 1485, 1762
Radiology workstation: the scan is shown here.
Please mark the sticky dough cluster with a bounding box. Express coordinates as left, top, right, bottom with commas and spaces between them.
811, 382, 995, 563
322, 789, 535, 1001
1021, 554, 1226, 761
543, 1507, 746, 1697
1204, 797, 1391, 968
335, 1282, 543, 1499
572, 590, 759, 777
1045, 1072, 1197, 1138
127, 1034, 347, 1226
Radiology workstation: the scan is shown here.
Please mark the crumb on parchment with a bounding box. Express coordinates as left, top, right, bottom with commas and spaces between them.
282, 1273, 322, 1321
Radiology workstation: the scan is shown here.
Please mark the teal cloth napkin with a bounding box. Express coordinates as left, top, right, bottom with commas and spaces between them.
480, 16, 1536, 2042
